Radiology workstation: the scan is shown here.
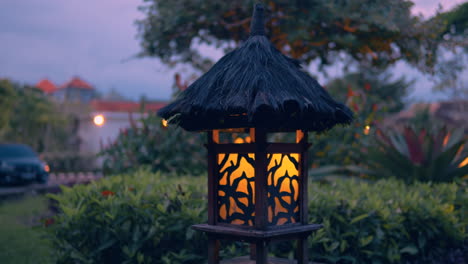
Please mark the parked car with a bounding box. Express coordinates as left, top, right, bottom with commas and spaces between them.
0, 144, 50, 185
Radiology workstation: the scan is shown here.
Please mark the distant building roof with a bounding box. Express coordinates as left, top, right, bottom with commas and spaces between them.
59, 77, 94, 90
90, 100, 167, 113
35, 79, 57, 94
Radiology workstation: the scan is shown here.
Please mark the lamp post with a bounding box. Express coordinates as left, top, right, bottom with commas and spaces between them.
158, 4, 353, 264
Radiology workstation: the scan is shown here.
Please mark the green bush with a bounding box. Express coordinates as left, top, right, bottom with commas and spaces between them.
47, 171, 208, 264
306, 179, 467, 264
0, 79, 76, 153
47, 171, 467, 263
99, 113, 206, 176
42, 152, 99, 173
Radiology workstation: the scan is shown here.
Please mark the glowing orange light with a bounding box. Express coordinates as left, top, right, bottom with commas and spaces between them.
459, 157, 468, 168
162, 119, 168, 127
364, 125, 371, 135
44, 164, 50, 173
218, 153, 255, 225
218, 152, 300, 226
443, 132, 450, 146
267, 153, 300, 224
93, 115, 105, 126
234, 137, 245, 144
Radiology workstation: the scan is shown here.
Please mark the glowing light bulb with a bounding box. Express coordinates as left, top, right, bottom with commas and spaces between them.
364, 125, 371, 135
162, 119, 168, 127
93, 115, 105, 126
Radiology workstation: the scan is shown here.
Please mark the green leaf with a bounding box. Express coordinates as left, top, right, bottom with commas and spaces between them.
400, 245, 418, 255
360, 236, 374, 247
350, 213, 369, 224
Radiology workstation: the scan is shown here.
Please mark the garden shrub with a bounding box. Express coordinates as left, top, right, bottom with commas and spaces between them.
305, 179, 467, 264
99, 113, 206, 176
42, 152, 99, 173
47, 171, 467, 263
47, 171, 208, 264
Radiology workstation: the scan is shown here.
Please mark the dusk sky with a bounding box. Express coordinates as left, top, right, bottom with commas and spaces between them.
0, 0, 465, 101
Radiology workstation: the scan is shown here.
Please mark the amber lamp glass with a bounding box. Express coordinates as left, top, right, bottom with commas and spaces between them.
206, 128, 308, 229
217, 152, 300, 226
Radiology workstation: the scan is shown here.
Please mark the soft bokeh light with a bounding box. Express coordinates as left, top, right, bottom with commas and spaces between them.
364, 125, 371, 135
93, 114, 105, 126
459, 157, 468, 168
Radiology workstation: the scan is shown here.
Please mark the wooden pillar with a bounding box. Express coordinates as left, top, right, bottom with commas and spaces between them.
249, 244, 256, 260
254, 128, 268, 230
297, 236, 309, 264
208, 235, 220, 264
255, 240, 268, 264
249, 127, 258, 261
299, 130, 309, 225
298, 130, 310, 263
207, 131, 219, 263
254, 128, 268, 263
206, 131, 218, 225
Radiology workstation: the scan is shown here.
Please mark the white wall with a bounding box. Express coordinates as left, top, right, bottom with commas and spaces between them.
78, 111, 147, 154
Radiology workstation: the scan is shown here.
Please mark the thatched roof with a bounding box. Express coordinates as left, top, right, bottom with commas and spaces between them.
158, 4, 353, 132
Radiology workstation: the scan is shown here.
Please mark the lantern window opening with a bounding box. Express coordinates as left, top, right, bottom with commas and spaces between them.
211, 129, 307, 144
216, 151, 301, 227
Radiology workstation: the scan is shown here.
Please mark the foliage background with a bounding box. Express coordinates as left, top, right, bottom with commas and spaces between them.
0, 79, 75, 153
46, 171, 467, 264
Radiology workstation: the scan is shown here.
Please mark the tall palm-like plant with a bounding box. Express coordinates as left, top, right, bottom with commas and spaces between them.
367, 126, 468, 183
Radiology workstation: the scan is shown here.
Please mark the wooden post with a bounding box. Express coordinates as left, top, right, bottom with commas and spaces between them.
254, 128, 268, 263
254, 129, 268, 230
206, 131, 217, 225
207, 131, 219, 263
255, 240, 268, 264
249, 244, 256, 260
299, 130, 309, 224
208, 235, 220, 264
297, 236, 309, 264
298, 130, 309, 263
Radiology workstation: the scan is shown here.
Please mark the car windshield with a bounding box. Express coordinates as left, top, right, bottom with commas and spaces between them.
0, 144, 37, 159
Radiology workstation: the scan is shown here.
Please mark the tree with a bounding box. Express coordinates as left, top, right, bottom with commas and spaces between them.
0, 79, 16, 135
430, 3, 468, 98
308, 71, 413, 167
0, 79, 73, 153
136, 0, 461, 74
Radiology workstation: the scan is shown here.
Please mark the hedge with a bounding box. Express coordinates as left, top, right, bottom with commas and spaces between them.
46, 171, 467, 264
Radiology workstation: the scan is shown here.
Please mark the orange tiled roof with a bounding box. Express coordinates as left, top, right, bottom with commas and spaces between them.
59, 77, 94, 90
90, 100, 167, 113
35, 79, 57, 94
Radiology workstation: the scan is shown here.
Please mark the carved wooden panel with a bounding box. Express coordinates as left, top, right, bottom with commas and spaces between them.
267, 153, 300, 225
217, 152, 300, 226
217, 153, 256, 225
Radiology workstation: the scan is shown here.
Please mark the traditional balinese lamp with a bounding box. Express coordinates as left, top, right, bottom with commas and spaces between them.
158, 4, 353, 264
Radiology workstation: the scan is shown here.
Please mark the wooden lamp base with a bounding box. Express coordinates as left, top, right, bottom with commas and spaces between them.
192, 224, 322, 264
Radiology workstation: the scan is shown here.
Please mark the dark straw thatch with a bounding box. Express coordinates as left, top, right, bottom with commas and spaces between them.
158, 4, 353, 132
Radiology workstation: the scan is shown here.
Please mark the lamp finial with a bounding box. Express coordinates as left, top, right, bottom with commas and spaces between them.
250, 3, 265, 36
